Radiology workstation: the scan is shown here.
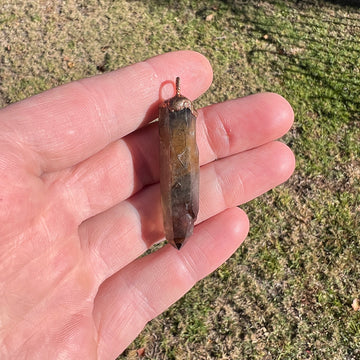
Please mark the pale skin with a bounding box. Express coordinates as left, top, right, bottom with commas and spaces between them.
0, 51, 295, 359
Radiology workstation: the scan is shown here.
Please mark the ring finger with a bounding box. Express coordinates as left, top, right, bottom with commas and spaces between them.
80, 141, 295, 282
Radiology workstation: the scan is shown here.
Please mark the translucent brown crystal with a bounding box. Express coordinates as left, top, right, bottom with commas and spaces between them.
159, 78, 199, 250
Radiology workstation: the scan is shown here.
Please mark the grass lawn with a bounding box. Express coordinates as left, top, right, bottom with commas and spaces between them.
1, 0, 359, 359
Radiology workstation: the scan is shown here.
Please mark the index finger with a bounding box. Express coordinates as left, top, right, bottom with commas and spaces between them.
0, 51, 213, 172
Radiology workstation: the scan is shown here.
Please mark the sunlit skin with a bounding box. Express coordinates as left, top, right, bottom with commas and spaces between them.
0, 51, 295, 359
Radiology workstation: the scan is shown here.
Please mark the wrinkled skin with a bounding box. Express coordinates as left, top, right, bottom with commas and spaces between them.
0, 51, 295, 359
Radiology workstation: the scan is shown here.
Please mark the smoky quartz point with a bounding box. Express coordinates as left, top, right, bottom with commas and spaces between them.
159, 77, 199, 250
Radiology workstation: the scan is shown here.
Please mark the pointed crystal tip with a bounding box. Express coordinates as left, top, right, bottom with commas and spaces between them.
169, 238, 185, 250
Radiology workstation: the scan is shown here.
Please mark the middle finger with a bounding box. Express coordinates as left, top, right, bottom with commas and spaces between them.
49, 92, 293, 223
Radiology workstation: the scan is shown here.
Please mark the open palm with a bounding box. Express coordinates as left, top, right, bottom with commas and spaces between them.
0, 51, 295, 359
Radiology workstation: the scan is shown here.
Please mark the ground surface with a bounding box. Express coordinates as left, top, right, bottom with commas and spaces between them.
0, 0, 359, 359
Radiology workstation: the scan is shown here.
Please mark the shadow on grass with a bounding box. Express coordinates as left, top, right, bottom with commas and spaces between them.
321, 0, 360, 7
227, 0, 360, 9
238, 2, 360, 120
126, 0, 360, 120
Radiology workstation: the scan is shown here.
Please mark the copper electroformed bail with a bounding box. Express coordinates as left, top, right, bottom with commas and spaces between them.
176, 76, 181, 96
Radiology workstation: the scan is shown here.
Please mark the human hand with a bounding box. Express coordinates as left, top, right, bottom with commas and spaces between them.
0, 51, 295, 359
